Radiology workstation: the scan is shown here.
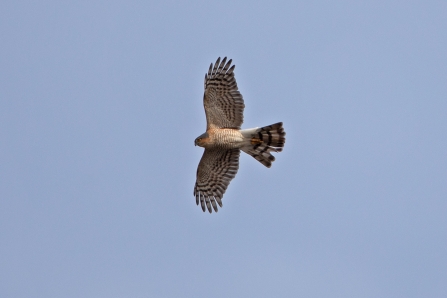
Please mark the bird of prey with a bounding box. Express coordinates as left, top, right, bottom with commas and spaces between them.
194, 57, 286, 213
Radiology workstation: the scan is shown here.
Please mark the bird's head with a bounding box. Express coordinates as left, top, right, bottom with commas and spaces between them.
194, 132, 209, 147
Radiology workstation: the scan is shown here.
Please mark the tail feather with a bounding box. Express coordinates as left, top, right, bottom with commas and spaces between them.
241, 122, 286, 168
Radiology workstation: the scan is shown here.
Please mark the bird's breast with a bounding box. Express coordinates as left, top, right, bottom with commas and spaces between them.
206, 128, 244, 149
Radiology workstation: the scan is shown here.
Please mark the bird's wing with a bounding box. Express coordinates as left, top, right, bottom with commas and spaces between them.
203, 57, 245, 130
194, 148, 240, 213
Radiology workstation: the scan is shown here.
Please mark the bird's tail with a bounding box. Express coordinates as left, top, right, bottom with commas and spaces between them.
240, 122, 286, 168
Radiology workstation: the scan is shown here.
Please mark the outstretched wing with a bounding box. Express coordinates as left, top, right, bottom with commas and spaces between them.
204, 57, 245, 130
194, 148, 240, 213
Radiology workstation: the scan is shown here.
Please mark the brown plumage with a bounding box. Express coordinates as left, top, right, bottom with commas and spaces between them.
194, 57, 286, 213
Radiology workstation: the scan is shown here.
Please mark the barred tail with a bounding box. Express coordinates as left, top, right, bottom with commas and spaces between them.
240, 122, 286, 168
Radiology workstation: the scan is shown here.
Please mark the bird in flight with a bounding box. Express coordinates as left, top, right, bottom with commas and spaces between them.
194, 57, 286, 213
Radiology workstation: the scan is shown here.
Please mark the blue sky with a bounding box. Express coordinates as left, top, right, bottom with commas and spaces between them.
1, 1, 446, 297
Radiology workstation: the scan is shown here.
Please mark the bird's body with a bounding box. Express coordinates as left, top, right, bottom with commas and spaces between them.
194, 57, 286, 213
196, 128, 244, 149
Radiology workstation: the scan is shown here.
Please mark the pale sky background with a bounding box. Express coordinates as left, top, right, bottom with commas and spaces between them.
1, 1, 447, 297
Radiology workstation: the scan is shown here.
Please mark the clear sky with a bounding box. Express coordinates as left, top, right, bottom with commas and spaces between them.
1, 1, 446, 297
